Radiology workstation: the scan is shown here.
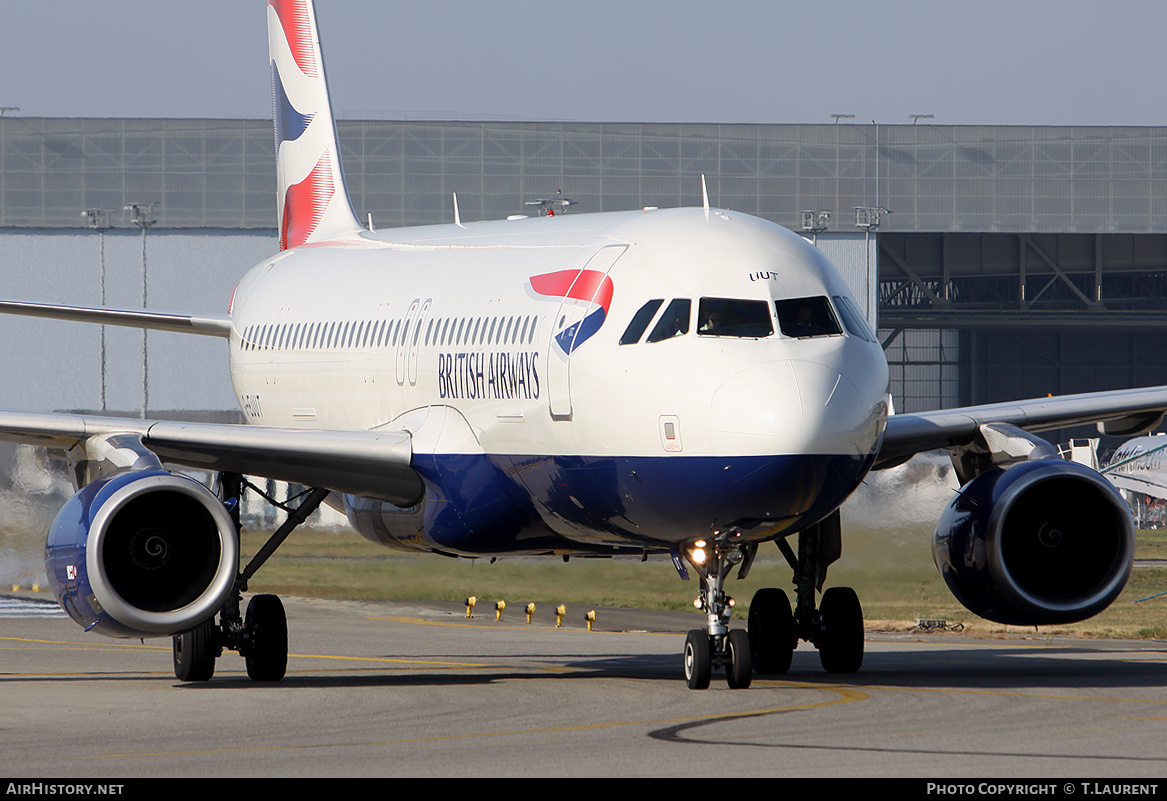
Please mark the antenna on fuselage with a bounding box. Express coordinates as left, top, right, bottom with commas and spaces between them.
701, 174, 710, 220
453, 193, 466, 228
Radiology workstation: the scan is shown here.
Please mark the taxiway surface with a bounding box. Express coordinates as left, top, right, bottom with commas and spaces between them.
2, 594, 1165, 778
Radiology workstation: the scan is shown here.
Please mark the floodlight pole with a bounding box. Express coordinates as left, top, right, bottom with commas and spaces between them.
855, 206, 890, 326
125, 203, 158, 418
81, 209, 114, 410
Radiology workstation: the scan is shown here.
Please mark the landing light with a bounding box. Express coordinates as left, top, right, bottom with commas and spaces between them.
690, 546, 707, 566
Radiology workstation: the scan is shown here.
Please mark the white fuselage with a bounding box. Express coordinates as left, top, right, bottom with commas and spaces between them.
226, 207, 889, 555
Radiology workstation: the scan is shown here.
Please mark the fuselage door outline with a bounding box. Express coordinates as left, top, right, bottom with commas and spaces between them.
547, 244, 627, 419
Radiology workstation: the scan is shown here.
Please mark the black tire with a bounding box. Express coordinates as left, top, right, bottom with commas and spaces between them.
244, 594, 288, 682
725, 629, 753, 689
683, 629, 712, 690
818, 586, 864, 673
173, 616, 217, 682
748, 587, 795, 675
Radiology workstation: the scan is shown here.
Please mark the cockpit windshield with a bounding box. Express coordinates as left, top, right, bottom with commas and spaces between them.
620, 299, 664, 345
697, 298, 774, 338
831, 295, 877, 342
645, 298, 691, 343
774, 296, 843, 338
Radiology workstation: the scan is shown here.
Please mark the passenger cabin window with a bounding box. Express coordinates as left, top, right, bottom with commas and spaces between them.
620, 299, 664, 345
774, 296, 843, 339
697, 298, 773, 338
645, 299, 691, 343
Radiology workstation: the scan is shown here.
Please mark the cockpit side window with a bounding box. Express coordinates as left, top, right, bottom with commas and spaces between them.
645, 298, 691, 343
697, 298, 774, 338
832, 295, 877, 342
620, 299, 664, 345
774, 296, 843, 338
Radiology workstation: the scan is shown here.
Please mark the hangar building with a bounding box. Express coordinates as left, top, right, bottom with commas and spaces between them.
3, 117, 1167, 451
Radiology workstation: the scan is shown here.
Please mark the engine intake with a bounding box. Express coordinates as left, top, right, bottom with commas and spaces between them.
933, 459, 1134, 626
45, 470, 239, 638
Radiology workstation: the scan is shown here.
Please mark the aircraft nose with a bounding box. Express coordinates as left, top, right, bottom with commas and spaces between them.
709, 359, 870, 456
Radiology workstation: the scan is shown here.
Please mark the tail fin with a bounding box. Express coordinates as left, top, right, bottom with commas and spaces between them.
267, 0, 361, 250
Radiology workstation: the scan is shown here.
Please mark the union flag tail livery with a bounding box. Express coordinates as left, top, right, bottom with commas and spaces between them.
268, 0, 361, 249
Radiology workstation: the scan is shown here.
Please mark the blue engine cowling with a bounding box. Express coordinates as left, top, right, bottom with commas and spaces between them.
933, 459, 1135, 626
44, 469, 239, 638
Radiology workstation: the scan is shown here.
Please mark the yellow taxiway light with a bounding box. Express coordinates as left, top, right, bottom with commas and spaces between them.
465, 596, 476, 618
525, 602, 535, 623
494, 600, 506, 621
555, 604, 566, 627
585, 610, 596, 631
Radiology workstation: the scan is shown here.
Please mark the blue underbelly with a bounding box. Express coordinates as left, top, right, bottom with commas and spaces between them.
347, 451, 871, 555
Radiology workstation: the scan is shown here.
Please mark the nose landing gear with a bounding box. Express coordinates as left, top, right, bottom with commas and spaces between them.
678, 538, 753, 689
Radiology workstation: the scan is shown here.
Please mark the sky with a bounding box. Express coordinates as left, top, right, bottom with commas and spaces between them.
3, 0, 1167, 126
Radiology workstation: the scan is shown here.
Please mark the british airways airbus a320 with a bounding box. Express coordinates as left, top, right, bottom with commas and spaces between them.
2, 0, 1167, 690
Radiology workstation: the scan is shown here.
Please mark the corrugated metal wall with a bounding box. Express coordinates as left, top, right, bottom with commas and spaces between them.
7, 119, 1167, 234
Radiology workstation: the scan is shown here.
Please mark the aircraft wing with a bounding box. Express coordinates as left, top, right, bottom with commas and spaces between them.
1101, 470, 1167, 502
0, 299, 232, 337
874, 386, 1167, 470
0, 410, 421, 505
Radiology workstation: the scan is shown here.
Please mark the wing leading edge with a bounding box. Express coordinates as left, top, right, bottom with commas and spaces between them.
0, 410, 421, 505
0, 299, 232, 337
875, 385, 1167, 470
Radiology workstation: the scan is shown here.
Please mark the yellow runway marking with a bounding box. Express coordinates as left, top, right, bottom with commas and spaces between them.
289, 652, 491, 668
0, 635, 490, 672
0, 635, 166, 651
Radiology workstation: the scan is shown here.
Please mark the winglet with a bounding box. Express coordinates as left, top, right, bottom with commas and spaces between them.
268, 0, 362, 250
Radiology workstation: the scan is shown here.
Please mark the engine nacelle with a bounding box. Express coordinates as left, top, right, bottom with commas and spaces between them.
44, 470, 239, 638
933, 458, 1134, 626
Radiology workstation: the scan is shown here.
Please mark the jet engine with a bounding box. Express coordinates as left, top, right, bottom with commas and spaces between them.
44, 470, 239, 638
933, 459, 1134, 626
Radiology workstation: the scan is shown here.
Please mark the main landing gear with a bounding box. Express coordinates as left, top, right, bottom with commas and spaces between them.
675, 510, 865, 689
171, 473, 329, 683
752, 510, 864, 676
